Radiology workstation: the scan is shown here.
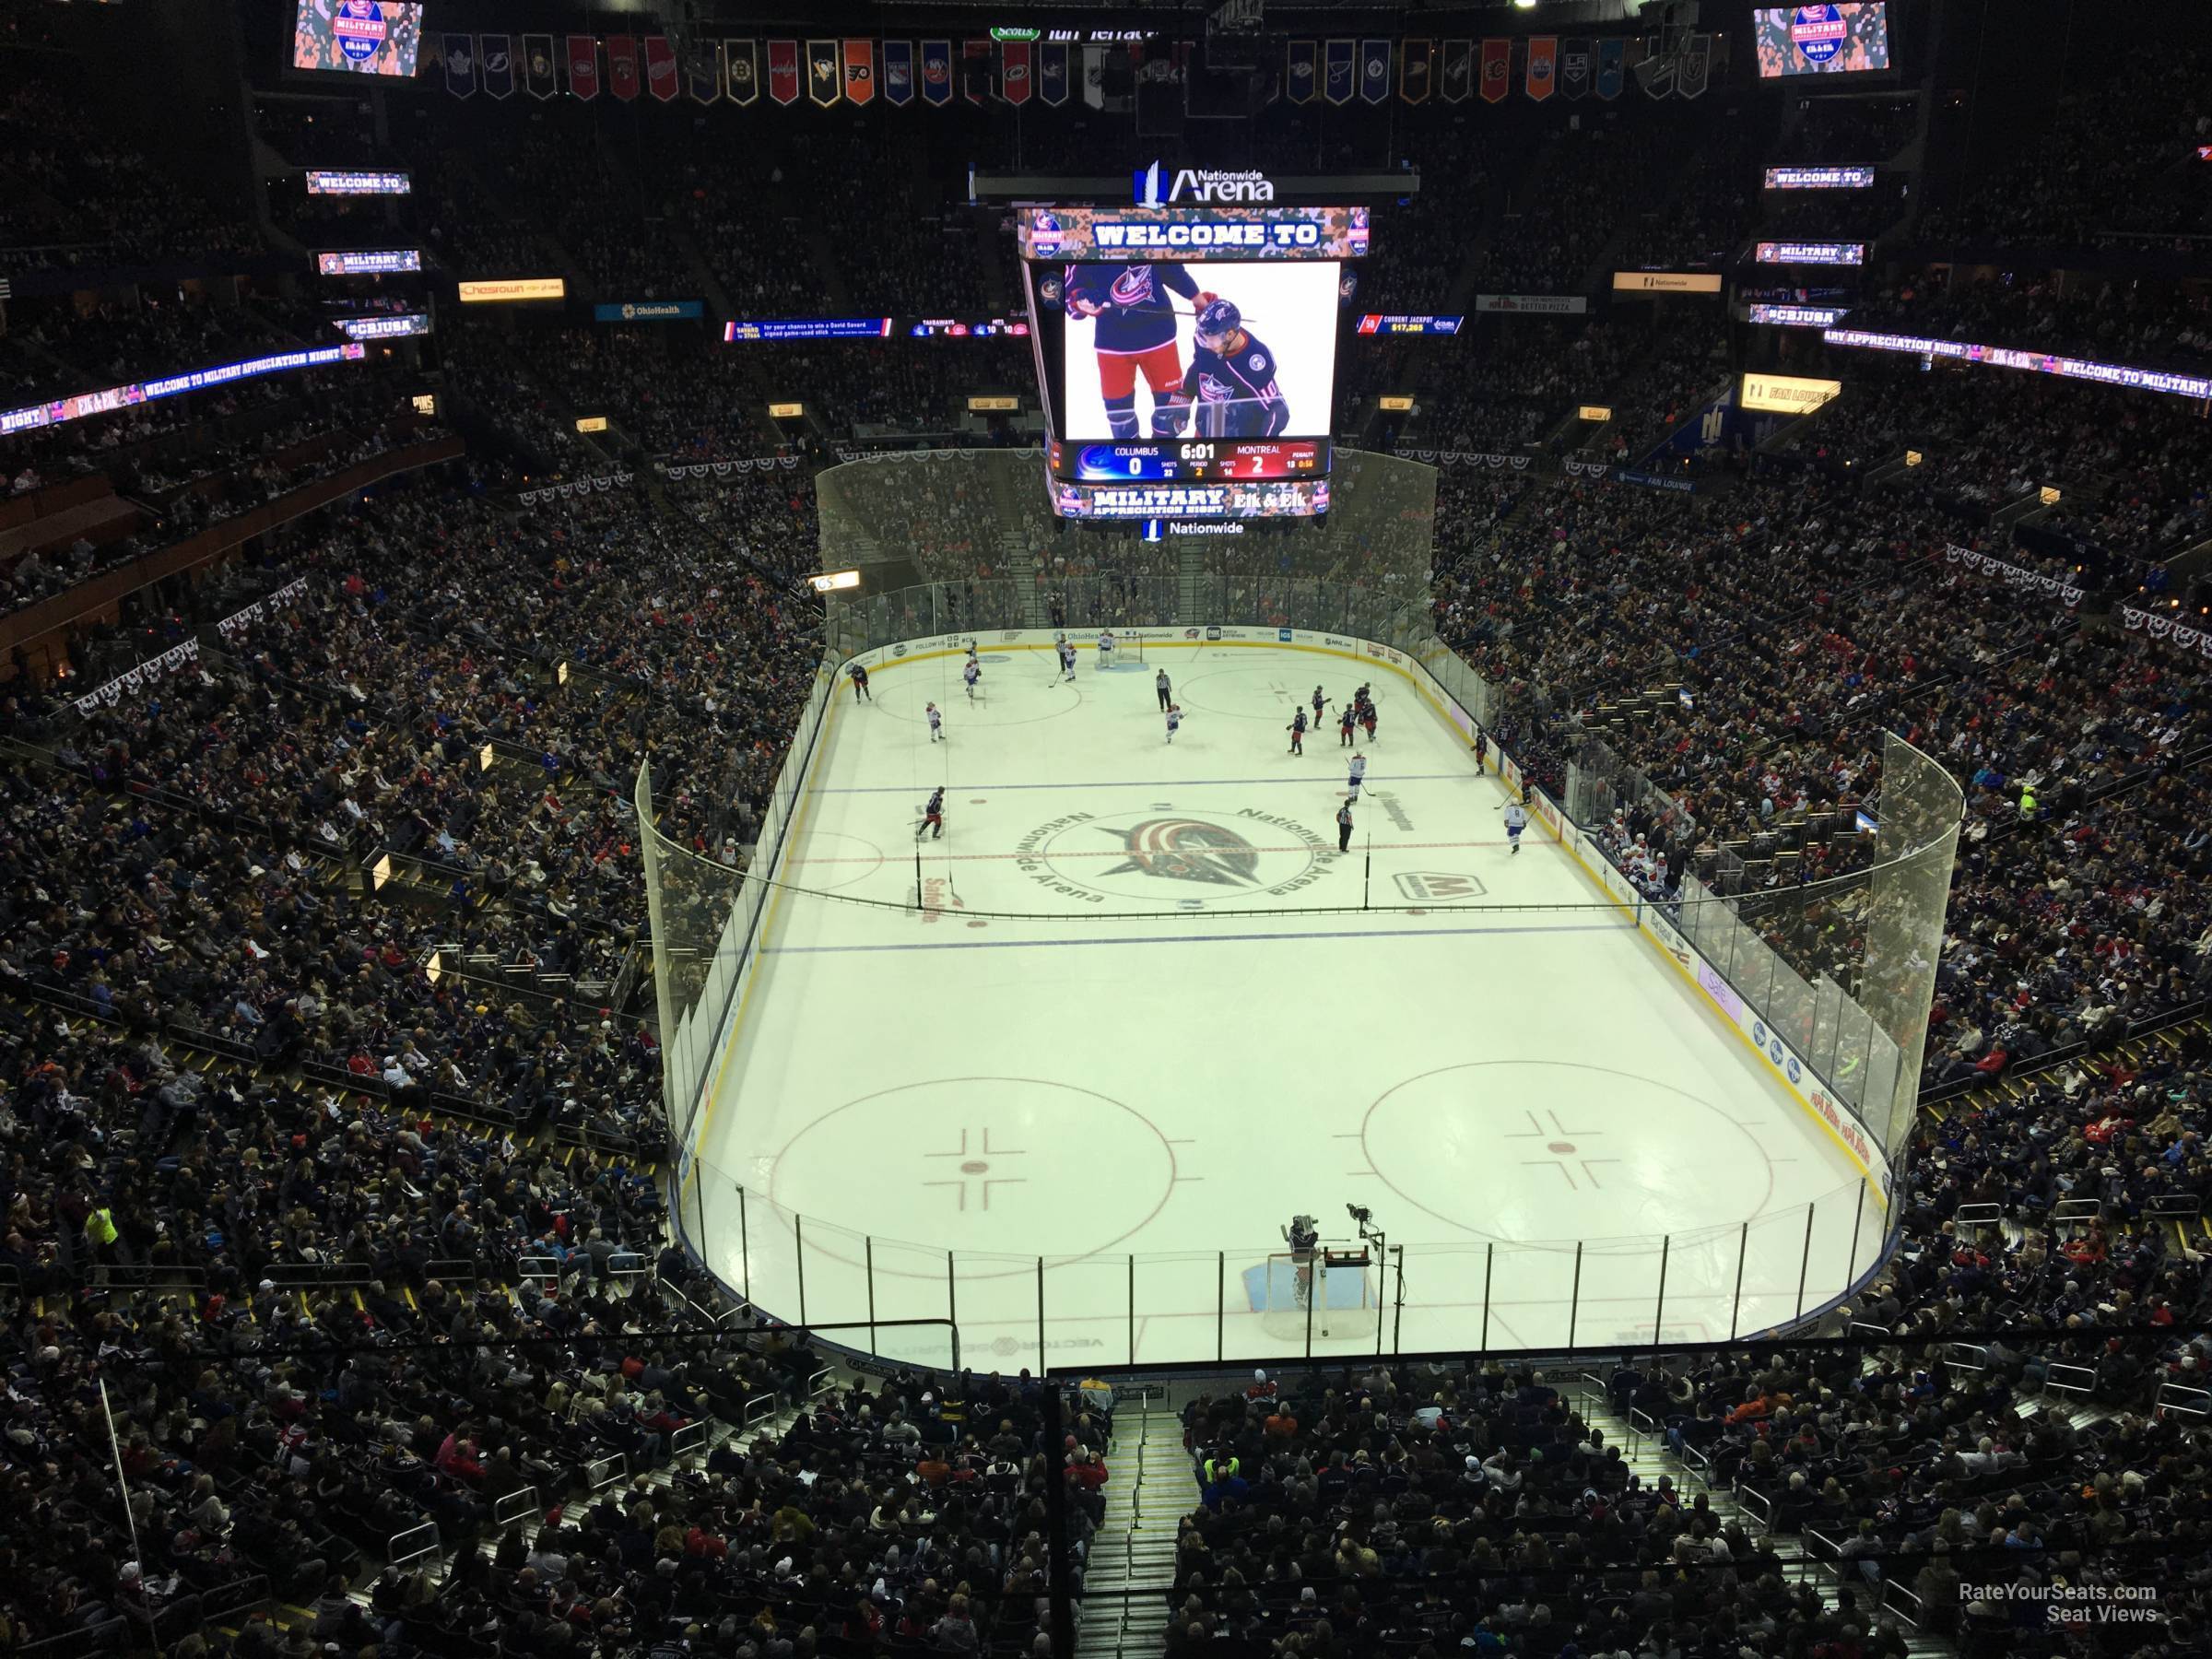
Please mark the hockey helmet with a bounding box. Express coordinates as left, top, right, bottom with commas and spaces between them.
1194, 298, 1241, 347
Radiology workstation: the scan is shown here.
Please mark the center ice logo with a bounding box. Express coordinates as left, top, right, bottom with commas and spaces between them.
1017, 807, 1335, 906
1100, 818, 1261, 888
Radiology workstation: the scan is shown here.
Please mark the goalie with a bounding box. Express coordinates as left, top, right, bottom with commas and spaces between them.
1282, 1212, 1320, 1309
1063, 261, 1214, 439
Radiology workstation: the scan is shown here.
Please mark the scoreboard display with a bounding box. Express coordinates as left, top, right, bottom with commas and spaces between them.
1053, 438, 1326, 484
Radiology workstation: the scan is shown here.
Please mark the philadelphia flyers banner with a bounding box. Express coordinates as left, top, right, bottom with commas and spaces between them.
1479, 38, 1511, 103
842, 39, 875, 104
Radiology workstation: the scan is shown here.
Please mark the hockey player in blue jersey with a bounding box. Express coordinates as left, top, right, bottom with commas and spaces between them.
1178, 299, 1289, 439
1063, 262, 1214, 439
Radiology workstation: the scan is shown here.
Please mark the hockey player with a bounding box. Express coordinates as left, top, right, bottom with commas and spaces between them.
962, 657, 982, 702
1503, 801, 1528, 854
1056, 636, 1077, 682
925, 701, 944, 743
1360, 698, 1380, 744
1473, 728, 1488, 771
1286, 707, 1307, 756
1157, 666, 1173, 712
1177, 299, 1289, 439
918, 786, 945, 841
1339, 704, 1358, 747
1097, 628, 1116, 668
847, 662, 871, 702
1164, 702, 1182, 744
1063, 261, 1207, 438
1311, 686, 1329, 732
1347, 751, 1367, 803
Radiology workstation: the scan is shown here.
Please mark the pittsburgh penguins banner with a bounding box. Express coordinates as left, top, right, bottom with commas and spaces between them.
1678, 35, 1712, 98
1526, 37, 1558, 100
1324, 40, 1354, 105
1285, 40, 1316, 104
568, 34, 599, 100
1596, 38, 1626, 100
1479, 38, 1511, 103
766, 41, 798, 105
883, 41, 914, 105
480, 34, 512, 99
806, 40, 840, 106
1039, 41, 1069, 105
1560, 38, 1592, 100
606, 35, 639, 100
921, 41, 952, 106
688, 40, 722, 103
1440, 40, 1473, 103
963, 40, 990, 104
726, 39, 757, 104
1401, 40, 1432, 103
1359, 39, 1392, 104
441, 32, 475, 97
1001, 40, 1032, 105
643, 36, 678, 102
843, 40, 876, 104
524, 34, 557, 100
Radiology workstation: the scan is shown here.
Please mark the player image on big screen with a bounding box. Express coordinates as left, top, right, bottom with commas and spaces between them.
1057, 261, 1339, 444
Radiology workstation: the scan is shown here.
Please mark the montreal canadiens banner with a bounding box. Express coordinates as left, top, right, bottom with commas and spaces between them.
567, 34, 598, 99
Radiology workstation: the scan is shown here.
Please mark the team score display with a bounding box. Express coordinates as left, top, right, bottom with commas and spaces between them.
1054, 438, 1327, 483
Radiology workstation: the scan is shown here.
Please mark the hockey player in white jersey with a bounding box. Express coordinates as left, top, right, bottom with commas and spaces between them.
1056, 637, 1077, 681
1097, 629, 1116, 667
1503, 801, 1528, 853
926, 701, 944, 743
962, 658, 982, 701
1346, 751, 1368, 803
1164, 702, 1183, 744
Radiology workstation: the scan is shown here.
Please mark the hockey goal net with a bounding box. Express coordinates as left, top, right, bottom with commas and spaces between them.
1253, 1241, 1377, 1346
1097, 633, 1144, 666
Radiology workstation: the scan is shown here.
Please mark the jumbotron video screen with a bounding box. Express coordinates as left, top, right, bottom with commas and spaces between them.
1018, 203, 1369, 520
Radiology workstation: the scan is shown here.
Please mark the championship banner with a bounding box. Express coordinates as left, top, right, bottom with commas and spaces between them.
1039, 41, 1069, 105
606, 35, 639, 100
1596, 38, 1626, 99
843, 39, 876, 104
1324, 40, 1355, 105
644, 37, 678, 101
921, 41, 952, 105
1525, 37, 1558, 100
1480, 39, 1511, 103
807, 40, 840, 106
1285, 40, 1316, 104
1441, 40, 1473, 102
1400, 40, 1432, 103
1678, 34, 1712, 98
1359, 39, 1392, 104
1000, 39, 1031, 104
1560, 38, 1592, 100
883, 41, 914, 104
687, 40, 722, 103
524, 34, 557, 99
767, 40, 799, 105
441, 33, 474, 97
568, 35, 599, 100
963, 39, 990, 104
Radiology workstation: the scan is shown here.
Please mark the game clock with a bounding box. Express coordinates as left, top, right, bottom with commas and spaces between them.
1053, 438, 1328, 484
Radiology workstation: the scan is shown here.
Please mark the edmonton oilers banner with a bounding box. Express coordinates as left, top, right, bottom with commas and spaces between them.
883, 40, 914, 105
1525, 36, 1557, 100
1324, 39, 1354, 104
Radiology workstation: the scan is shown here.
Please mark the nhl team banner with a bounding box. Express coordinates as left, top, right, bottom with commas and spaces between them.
1596, 38, 1626, 99
1286, 40, 1316, 104
567, 35, 599, 100
688, 40, 722, 103
1480, 39, 1511, 102
807, 40, 840, 106
1560, 38, 1592, 99
441, 32, 475, 97
883, 41, 914, 105
843, 39, 876, 104
1040, 41, 1069, 105
768, 40, 799, 105
1526, 37, 1558, 100
606, 35, 639, 100
963, 40, 990, 104
1440, 41, 1473, 102
644, 36, 678, 101
1678, 34, 1712, 98
1359, 39, 1392, 103
524, 34, 557, 99
921, 41, 952, 105
1400, 40, 1431, 103
480, 34, 512, 98
1001, 40, 1031, 105
726, 40, 758, 104
1324, 40, 1354, 105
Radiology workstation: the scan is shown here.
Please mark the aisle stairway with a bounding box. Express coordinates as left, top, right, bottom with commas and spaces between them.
1076, 1405, 1191, 1659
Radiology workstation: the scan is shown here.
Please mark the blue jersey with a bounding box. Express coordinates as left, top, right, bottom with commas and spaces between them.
1182, 329, 1288, 438
1064, 263, 1200, 354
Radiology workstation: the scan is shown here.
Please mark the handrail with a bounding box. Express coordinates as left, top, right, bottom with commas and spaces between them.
388, 1520, 441, 1572
491, 1486, 543, 1529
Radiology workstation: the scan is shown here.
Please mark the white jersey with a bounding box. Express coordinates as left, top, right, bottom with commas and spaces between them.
927, 707, 943, 732
963, 662, 980, 685
1503, 805, 1528, 832
1166, 709, 1182, 734
1098, 631, 1115, 653
1058, 641, 1076, 665
1347, 757, 1368, 782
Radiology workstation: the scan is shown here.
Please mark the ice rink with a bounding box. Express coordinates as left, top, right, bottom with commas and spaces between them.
689, 639, 1884, 1368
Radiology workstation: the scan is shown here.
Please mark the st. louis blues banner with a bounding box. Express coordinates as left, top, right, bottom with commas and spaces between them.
1560, 38, 1591, 100
1480, 39, 1511, 103
843, 40, 875, 105
1039, 41, 1069, 105
1440, 40, 1473, 103
1401, 40, 1432, 103
1359, 39, 1392, 104
1678, 35, 1712, 98
1286, 40, 1317, 104
442, 33, 475, 97
606, 35, 639, 100
1001, 40, 1032, 105
1324, 39, 1355, 105
568, 35, 599, 100
643, 37, 678, 102
726, 40, 757, 104
920, 40, 952, 105
767, 40, 799, 105
688, 40, 722, 103
1525, 37, 1557, 100
883, 41, 915, 105
524, 34, 557, 100
1596, 38, 1625, 100
480, 34, 512, 99
806, 41, 840, 106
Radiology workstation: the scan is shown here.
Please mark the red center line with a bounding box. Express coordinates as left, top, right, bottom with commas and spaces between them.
787, 838, 1522, 865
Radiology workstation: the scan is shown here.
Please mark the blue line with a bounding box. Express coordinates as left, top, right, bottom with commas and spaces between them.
814, 772, 1483, 795
763, 919, 1631, 955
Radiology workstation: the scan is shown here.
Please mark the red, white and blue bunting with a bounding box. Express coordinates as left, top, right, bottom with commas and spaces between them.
652, 458, 802, 480
2118, 602, 2212, 664
1943, 544, 2083, 609
517, 470, 634, 503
